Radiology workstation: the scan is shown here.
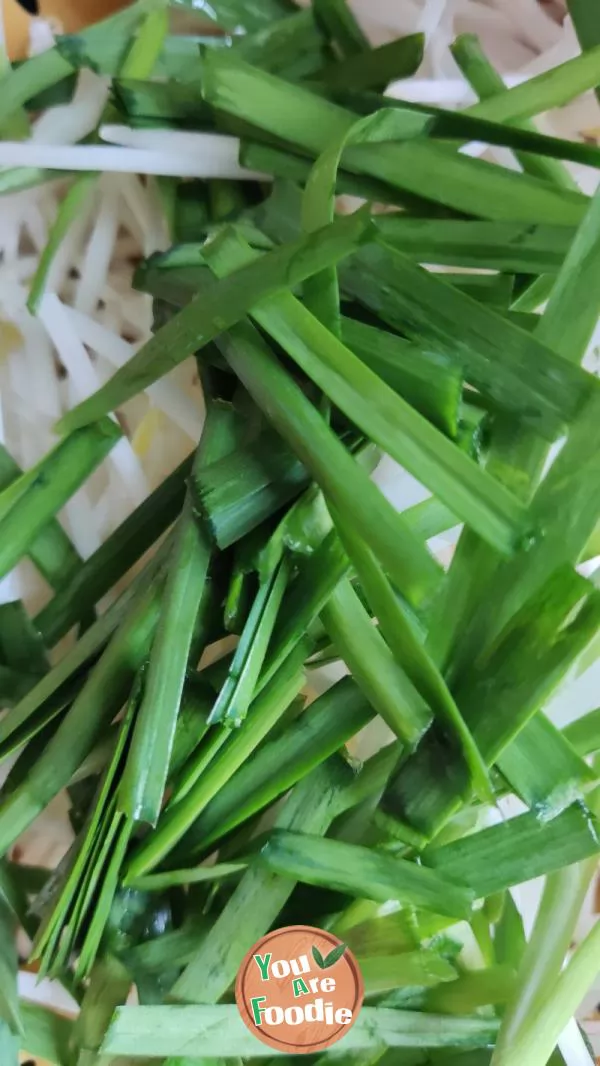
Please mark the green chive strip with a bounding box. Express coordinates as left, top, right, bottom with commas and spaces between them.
0, 443, 82, 592
56, 210, 371, 433
0, 420, 120, 584
118, 397, 239, 827
205, 229, 530, 556
260, 831, 474, 919
167, 676, 374, 862
34, 454, 192, 646
0, 577, 164, 858
451, 34, 577, 190
124, 642, 307, 880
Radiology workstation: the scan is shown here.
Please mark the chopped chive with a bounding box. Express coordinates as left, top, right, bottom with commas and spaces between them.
0, 421, 120, 584
101, 1002, 497, 1058
423, 802, 600, 897
496, 713, 596, 816
170, 755, 398, 1005
168, 676, 374, 861
260, 831, 474, 919
205, 229, 530, 555
211, 319, 441, 606
233, 8, 326, 80
202, 50, 588, 223
341, 317, 462, 436
191, 425, 310, 544
451, 34, 578, 190
118, 394, 239, 827
0, 576, 164, 857
124, 641, 307, 879
465, 42, 600, 124
207, 557, 290, 728
0, 541, 167, 759
318, 33, 424, 90
374, 217, 576, 274
382, 566, 600, 837
27, 175, 97, 315
0, 897, 20, 1036
563, 708, 600, 756
70, 955, 132, 1065
34, 454, 192, 645
57, 210, 370, 433
0, 447, 81, 593
340, 239, 593, 442
313, 0, 370, 58
0, 49, 73, 128
334, 511, 490, 801
322, 577, 430, 747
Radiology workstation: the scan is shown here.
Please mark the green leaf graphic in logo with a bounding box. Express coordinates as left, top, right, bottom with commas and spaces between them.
323, 943, 347, 968
312, 942, 347, 969
312, 945, 326, 969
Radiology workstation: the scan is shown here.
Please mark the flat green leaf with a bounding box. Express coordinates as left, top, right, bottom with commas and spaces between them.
127, 862, 247, 893
0, 575, 163, 858
202, 51, 587, 224
423, 802, 600, 897
0, 898, 20, 1034
336, 88, 600, 174
318, 33, 424, 90
124, 641, 307, 879
57, 211, 371, 433
497, 712, 596, 816
119, 395, 237, 826
334, 511, 490, 801
206, 558, 290, 728
166, 675, 373, 862
0, 602, 48, 677
0, 443, 81, 594
340, 240, 594, 441
341, 317, 462, 436
0, 420, 121, 582
427, 180, 600, 682
421, 965, 516, 1014
192, 427, 309, 550
28, 174, 96, 314
450, 33, 576, 189
359, 951, 457, 996
312, 944, 326, 969
383, 566, 600, 837
102, 1004, 497, 1058
70, 955, 131, 1066
20, 1001, 73, 1066
35, 453, 192, 646
374, 217, 576, 274
260, 831, 474, 919
170, 757, 355, 1004
563, 707, 600, 757
0, 542, 166, 759
233, 8, 326, 80
172, 0, 296, 32
322, 577, 430, 747
205, 229, 530, 556
465, 41, 600, 124
211, 319, 441, 606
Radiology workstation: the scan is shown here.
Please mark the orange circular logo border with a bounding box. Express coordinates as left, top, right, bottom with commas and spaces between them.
235, 924, 364, 1054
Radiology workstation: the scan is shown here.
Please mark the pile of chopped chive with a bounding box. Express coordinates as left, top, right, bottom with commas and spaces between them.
1, 0, 600, 1064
